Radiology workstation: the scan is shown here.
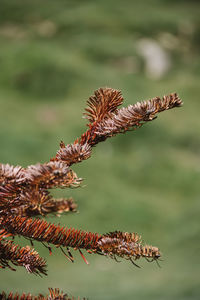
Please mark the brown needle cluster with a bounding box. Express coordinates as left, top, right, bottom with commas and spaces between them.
53, 89, 182, 165
0, 214, 161, 270
0, 161, 80, 217
0, 88, 182, 292
0, 228, 47, 275
97, 231, 160, 267
0, 288, 86, 300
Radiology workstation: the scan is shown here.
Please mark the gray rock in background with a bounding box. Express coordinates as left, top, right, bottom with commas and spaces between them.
136, 38, 171, 80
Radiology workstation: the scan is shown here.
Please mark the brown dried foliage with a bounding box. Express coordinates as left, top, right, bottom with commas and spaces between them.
84, 88, 124, 123
0, 288, 86, 300
0, 215, 101, 254
53, 89, 182, 165
54, 142, 92, 166
0, 161, 80, 217
0, 214, 161, 268
97, 231, 160, 267
0, 238, 47, 275
13, 193, 77, 217
0, 88, 182, 290
95, 93, 182, 136
0, 162, 81, 190
0, 185, 77, 217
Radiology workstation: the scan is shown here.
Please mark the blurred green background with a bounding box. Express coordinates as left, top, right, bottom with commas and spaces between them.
0, 0, 200, 299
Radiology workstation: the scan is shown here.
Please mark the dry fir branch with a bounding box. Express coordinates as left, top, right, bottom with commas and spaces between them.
53, 89, 182, 166
12, 193, 77, 217
0, 162, 80, 217
0, 89, 182, 218
97, 231, 161, 268
25, 162, 82, 189
84, 88, 124, 123
54, 142, 92, 166
0, 238, 47, 275
0, 215, 161, 267
0, 87, 182, 278
0, 288, 87, 300
0, 184, 77, 217
0, 162, 82, 190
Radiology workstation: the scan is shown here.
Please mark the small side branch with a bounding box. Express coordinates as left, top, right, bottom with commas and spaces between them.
0, 288, 87, 300
53, 89, 182, 166
0, 239, 47, 275
0, 216, 160, 269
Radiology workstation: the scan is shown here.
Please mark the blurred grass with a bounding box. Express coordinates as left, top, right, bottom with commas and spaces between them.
0, 0, 200, 299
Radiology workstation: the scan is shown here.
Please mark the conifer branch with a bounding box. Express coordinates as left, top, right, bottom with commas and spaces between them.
0, 239, 47, 275
0, 162, 82, 190
25, 162, 81, 189
0, 288, 86, 300
12, 193, 77, 217
94, 92, 182, 137
0, 164, 25, 185
54, 142, 92, 166
0, 215, 160, 267
0, 183, 77, 217
0, 87, 182, 292
97, 231, 160, 265
0, 215, 101, 253
84, 88, 124, 123
0, 162, 80, 217
53, 89, 182, 166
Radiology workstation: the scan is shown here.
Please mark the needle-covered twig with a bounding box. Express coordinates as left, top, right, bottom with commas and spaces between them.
0, 162, 80, 217
0, 288, 86, 300
0, 215, 161, 267
0, 238, 47, 275
53, 89, 182, 165
0, 87, 182, 284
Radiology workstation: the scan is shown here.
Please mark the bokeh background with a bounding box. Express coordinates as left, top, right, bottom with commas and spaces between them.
0, 0, 200, 299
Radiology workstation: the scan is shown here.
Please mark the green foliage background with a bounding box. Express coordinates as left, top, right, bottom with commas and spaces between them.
0, 0, 200, 299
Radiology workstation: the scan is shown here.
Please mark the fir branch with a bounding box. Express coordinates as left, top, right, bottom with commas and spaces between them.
48, 197, 77, 215
11, 191, 77, 217
94, 92, 182, 137
0, 87, 181, 283
0, 162, 81, 190
53, 142, 92, 166
0, 239, 47, 275
25, 162, 82, 189
84, 88, 124, 123
12, 189, 53, 217
0, 215, 160, 267
53, 89, 182, 165
0, 184, 77, 217
0, 288, 86, 300
0, 184, 24, 216
97, 231, 160, 265
0, 162, 80, 217
0, 184, 20, 207
0, 215, 101, 253
48, 288, 87, 300
0, 164, 25, 185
